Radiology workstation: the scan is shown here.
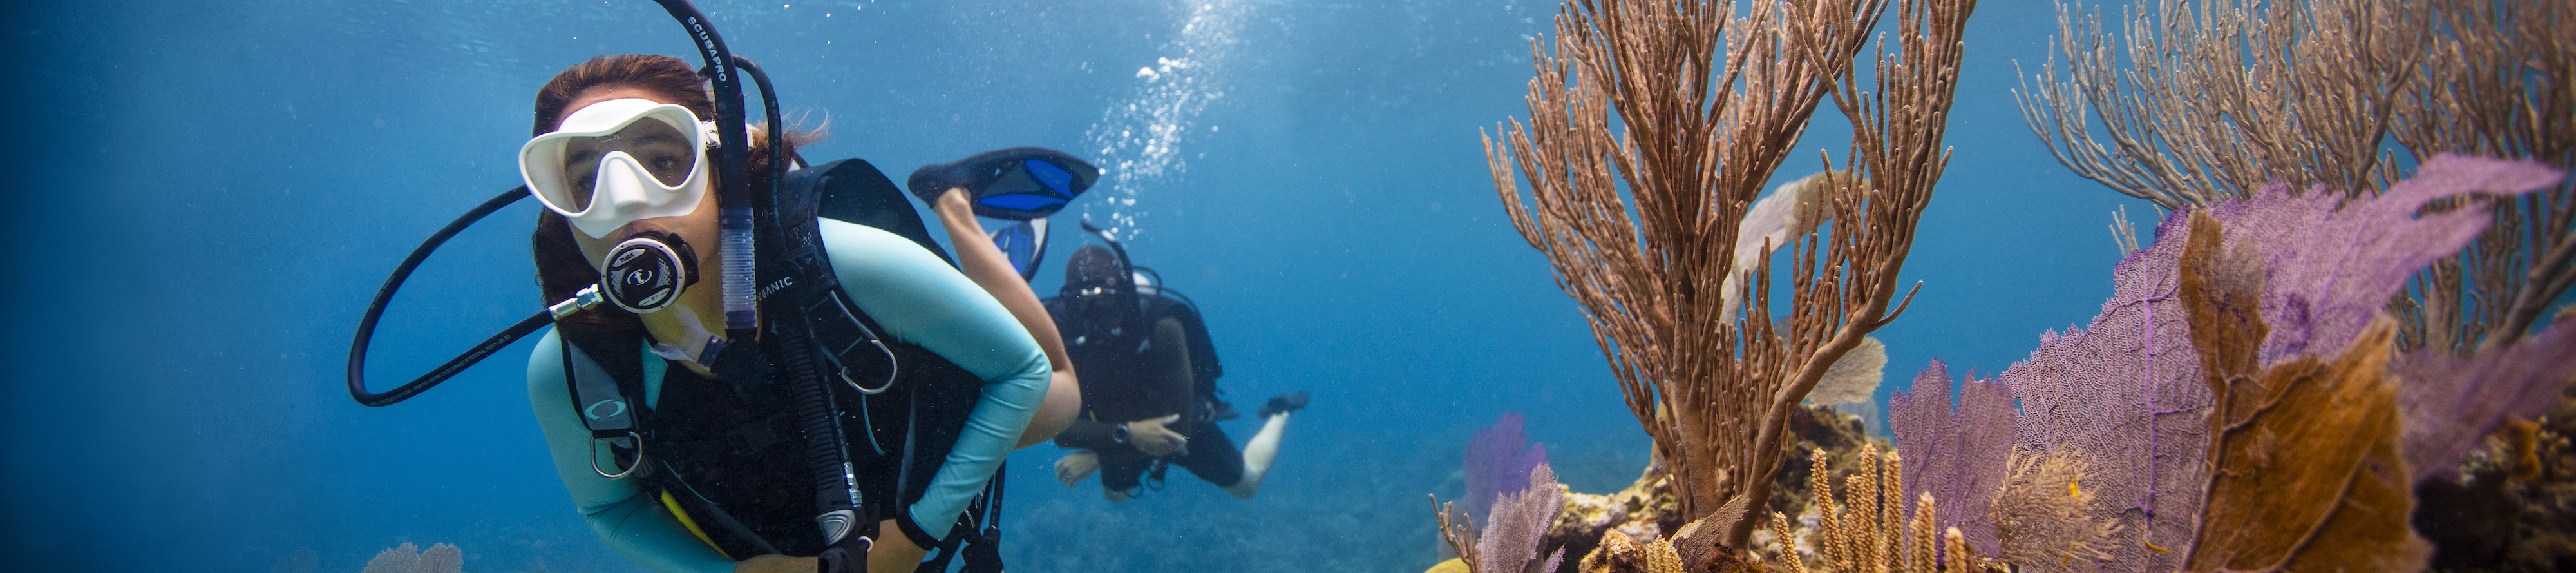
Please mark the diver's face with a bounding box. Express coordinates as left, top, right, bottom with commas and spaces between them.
558, 117, 696, 209
1066, 280, 1130, 335
562, 86, 721, 286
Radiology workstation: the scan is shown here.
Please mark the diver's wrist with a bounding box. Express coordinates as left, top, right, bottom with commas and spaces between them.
1110, 424, 1130, 445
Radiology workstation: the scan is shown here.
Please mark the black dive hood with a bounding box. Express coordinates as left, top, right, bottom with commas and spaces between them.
347, 0, 772, 408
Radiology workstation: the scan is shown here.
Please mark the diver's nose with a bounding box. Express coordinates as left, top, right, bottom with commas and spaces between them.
595, 153, 653, 209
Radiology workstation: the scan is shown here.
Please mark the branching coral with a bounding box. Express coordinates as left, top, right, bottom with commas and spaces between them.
1482, 0, 1971, 551
1764, 446, 1980, 573
2018, 0, 2575, 358
2390, 0, 2576, 354
2015, 0, 2426, 207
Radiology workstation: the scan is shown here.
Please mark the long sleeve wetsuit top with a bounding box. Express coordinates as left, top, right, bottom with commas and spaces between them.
526, 219, 1052, 573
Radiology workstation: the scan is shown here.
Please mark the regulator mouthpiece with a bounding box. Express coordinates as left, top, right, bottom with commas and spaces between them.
601, 232, 700, 313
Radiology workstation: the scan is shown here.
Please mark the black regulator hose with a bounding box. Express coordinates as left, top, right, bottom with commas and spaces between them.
347, 187, 551, 407
651, 0, 761, 335
732, 55, 788, 201
730, 53, 880, 570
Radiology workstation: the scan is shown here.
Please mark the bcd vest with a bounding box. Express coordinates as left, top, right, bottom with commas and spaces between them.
558, 157, 1005, 569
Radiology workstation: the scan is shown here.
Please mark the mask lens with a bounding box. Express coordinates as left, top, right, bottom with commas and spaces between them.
538, 108, 706, 214
561, 118, 699, 208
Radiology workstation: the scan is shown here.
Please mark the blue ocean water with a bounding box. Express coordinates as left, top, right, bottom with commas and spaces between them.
3, 1, 2144, 571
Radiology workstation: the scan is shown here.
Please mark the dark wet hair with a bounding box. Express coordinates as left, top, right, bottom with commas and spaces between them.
1061, 244, 1141, 333
527, 54, 815, 344
1065, 244, 1127, 290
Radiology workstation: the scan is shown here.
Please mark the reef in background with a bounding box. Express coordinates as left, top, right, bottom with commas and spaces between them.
2413, 394, 2576, 572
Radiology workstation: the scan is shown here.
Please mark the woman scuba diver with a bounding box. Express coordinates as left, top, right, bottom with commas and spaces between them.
346, 5, 1106, 571
516, 53, 1074, 573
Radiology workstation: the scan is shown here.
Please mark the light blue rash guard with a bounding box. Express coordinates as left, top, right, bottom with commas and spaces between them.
526, 219, 1050, 573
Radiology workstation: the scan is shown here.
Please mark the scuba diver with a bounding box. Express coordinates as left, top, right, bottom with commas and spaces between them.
1041, 229, 1310, 501
345, 3, 1103, 572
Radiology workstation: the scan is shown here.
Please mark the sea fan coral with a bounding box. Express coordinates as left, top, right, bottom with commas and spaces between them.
1889, 360, 2014, 556
2395, 320, 2576, 482
1982, 155, 2555, 572
1437, 463, 1570, 573
1466, 413, 1553, 527
1998, 209, 2210, 573
1809, 337, 1890, 406
2176, 213, 2430, 572
2208, 155, 2563, 364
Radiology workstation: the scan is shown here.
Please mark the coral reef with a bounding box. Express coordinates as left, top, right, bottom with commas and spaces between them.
1437, 464, 1571, 573
1580, 530, 1685, 573
1467, 413, 1555, 527
1482, 0, 1971, 550
360, 543, 462, 573
1549, 461, 1682, 573
2412, 398, 2576, 572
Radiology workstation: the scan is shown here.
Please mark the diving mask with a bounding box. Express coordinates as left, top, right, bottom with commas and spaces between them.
520, 98, 721, 238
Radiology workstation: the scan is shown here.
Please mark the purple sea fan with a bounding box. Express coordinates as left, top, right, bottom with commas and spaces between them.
1999, 208, 2212, 573
2397, 319, 2576, 483
1464, 412, 1550, 527
2210, 154, 2562, 363
1477, 463, 1567, 573
1890, 360, 2016, 557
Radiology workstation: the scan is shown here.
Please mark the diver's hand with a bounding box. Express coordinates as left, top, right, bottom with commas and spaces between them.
732, 554, 815, 573
868, 518, 929, 573
1055, 451, 1101, 487
1125, 414, 1189, 457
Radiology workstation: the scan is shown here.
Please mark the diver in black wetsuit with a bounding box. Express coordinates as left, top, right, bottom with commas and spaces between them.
1045, 243, 1308, 501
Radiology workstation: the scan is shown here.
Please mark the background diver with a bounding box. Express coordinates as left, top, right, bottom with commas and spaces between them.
1041, 236, 1311, 501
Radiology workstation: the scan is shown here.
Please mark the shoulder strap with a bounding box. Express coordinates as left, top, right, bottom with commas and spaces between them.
799, 158, 954, 265
561, 339, 649, 478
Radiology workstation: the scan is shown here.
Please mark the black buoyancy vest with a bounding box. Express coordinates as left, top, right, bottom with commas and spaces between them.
1048, 291, 1226, 427
559, 158, 1003, 562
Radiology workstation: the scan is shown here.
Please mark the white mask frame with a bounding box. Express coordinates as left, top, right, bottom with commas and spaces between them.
519, 98, 723, 238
